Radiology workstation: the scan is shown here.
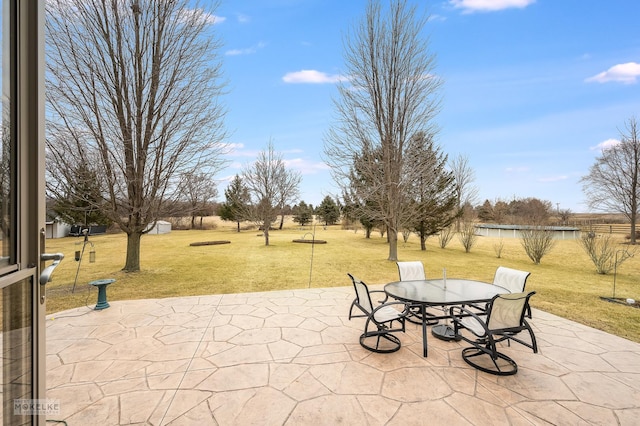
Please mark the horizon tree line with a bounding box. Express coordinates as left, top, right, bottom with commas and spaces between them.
45, 0, 637, 275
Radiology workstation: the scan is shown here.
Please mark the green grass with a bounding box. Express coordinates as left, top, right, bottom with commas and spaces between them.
44, 222, 640, 343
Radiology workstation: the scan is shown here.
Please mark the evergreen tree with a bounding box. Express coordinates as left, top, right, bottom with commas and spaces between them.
406, 133, 458, 250
316, 196, 340, 226
477, 200, 494, 222
292, 201, 313, 226
218, 175, 250, 232
48, 161, 112, 226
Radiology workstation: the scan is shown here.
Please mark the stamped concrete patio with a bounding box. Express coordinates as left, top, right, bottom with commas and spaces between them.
46, 285, 640, 425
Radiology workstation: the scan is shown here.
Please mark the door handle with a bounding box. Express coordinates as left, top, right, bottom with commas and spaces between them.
40, 253, 64, 285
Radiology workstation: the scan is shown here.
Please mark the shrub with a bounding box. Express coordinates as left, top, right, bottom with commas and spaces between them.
579, 232, 635, 274
458, 221, 477, 253
494, 239, 504, 258
520, 226, 555, 264
438, 226, 454, 248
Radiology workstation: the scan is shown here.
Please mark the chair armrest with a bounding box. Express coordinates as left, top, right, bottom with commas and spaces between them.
449, 305, 490, 338
371, 301, 410, 318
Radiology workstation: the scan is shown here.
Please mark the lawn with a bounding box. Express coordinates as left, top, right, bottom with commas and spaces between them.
44, 219, 640, 343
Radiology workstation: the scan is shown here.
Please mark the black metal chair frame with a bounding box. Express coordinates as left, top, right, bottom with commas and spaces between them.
450, 291, 538, 376
348, 273, 409, 353
493, 266, 532, 318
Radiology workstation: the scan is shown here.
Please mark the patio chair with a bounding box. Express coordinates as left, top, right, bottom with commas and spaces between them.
397, 261, 426, 281
396, 261, 439, 325
493, 266, 530, 292
493, 266, 532, 317
450, 291, 538, 376
347, 273, 409, 353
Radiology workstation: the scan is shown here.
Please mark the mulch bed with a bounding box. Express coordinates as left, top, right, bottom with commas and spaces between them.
189, 241, 231, 246
292, 239, 327, 244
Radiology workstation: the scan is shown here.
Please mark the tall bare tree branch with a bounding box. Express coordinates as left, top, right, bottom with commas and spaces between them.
242, 141, 301, 246
45, 0, 227, 270
581, 117, 640, 244
324, 0, 442, 261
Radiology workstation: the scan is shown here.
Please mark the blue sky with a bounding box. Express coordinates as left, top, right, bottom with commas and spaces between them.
211, 0, 640, 213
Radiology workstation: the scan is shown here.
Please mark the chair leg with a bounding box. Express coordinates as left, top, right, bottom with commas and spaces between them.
348, 300, 357, 320
499, 321, 538, 353
523, 319, 538, 353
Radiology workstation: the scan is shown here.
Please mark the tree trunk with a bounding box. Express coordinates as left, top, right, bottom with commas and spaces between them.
191, 215, 196, 229
387, 228, 398, 261
236, 221, 240, 232
279, 214, 284, 230
420, 235, 427, 251
123, 231, 142, 272
264, 227, 270, 246
631, 211, 637, 245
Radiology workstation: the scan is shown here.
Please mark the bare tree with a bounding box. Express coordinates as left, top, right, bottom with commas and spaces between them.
450, 154, 478, 230
558, 208, 572, 226
458, 220, 477, 253
520, 226, 555, 264
242, 142, 301, 246
509, 197, 552, 225
579, 232, 635, 274
46, 0, 227, 271
438, 226, 454, 249
582, 117, 640, 244
177, 172, 218, 229
276, 164, 301, 230
324, 0, 442, 261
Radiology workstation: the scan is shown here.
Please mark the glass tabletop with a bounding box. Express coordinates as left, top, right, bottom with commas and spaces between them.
384, 279, 509, 305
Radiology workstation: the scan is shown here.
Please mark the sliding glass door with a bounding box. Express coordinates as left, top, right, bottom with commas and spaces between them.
1, 2, 47, 425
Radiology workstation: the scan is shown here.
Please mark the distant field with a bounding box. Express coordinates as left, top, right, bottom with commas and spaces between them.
44, 218, 640, 344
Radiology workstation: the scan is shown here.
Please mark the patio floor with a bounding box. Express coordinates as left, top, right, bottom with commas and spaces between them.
46, 285, 640, 425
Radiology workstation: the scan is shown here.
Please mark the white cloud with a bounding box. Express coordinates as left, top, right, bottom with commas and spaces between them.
282, 70, 346, 84
428, 14, 447, 22
220, 142, 245, 152
237, 14, 250, 23
585, 62, 640, 84
226, 41, 266, 56
450, 0, 535, 13
177, 8, 225, 25
591, 138, 620, 151
216, 174, 238, 183
284, 158, 330, 174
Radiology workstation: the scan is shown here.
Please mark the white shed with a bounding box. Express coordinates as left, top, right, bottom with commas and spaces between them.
146, 220, 172, 235
45, 219, 71, 239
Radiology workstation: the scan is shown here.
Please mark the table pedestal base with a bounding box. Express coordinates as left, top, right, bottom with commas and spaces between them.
432, 324, 460, 341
